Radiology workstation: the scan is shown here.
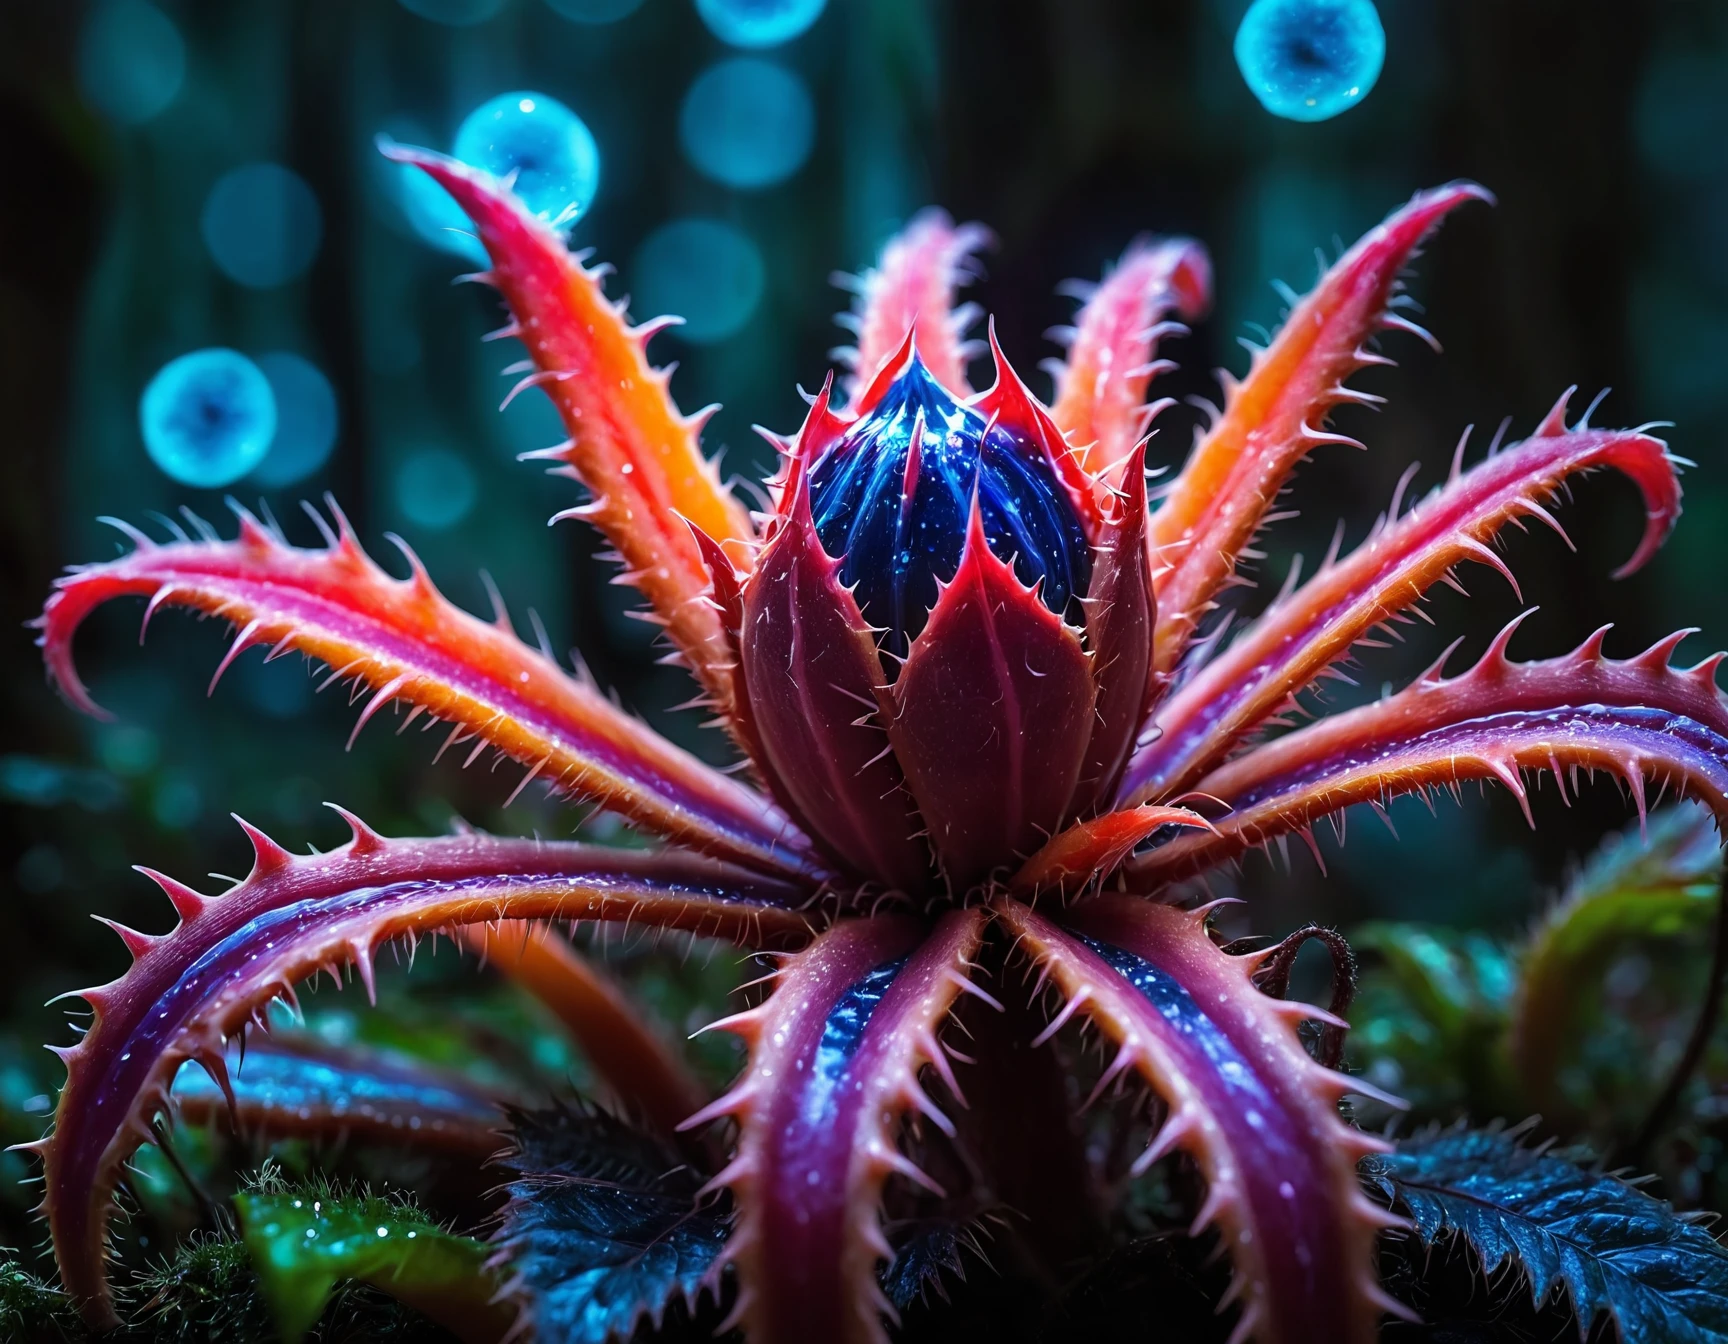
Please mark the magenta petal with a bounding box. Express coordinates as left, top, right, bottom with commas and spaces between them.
998, 897, 1400, 1344
886, 503, 1096, 889
740, 456, 930, 891
696, 910, 987, 1343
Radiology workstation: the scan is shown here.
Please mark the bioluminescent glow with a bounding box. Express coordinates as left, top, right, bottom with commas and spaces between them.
76, 0, 185, 125
1234, 0, 1385, 123
394, 160, 488, 265
453, 91, 601, 227
630, 218, 765, 343
694, 0, 826, 49
252, 353, 339, 487
200, 163, 323, 288
394, 447, 478, 530
397, 0, 506, 25
544, 0, 644, 21
139, 348, 277, 489
679, 57, 815, 190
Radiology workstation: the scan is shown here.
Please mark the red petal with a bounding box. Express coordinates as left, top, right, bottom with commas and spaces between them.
885, 502, 1096, 889
740, 458, 930, 890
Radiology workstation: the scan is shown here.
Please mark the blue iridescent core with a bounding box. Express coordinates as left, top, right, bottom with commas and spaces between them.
808, 358, 1093, 659
1233, 0, 1385, 123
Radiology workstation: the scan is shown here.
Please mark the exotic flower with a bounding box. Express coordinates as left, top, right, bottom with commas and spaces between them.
24, 138, 1722, 1344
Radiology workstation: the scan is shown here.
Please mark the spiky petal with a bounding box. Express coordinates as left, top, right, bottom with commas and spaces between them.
1124, 418, 1681, 804
35, 820, 808, 1328
382, 143, 756, 713
997, 897, 1404, 1344
689, 910, 987, 1344
38, 509, 817, 878
1149, 182, 1493, 677
1131, 621, 1728, 888
1050, 237, 1211, 475
838, 209, 990, 404
170, 1033, 507, 1156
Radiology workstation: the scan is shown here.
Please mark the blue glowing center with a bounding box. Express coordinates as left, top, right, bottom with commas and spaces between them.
808, 358, 1092, 658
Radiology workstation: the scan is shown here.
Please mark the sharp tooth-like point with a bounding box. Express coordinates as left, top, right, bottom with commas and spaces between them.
135, 866, 207, 922
233, 815, 293, 876
91, 917, 158, 962
323, 802, 387, 856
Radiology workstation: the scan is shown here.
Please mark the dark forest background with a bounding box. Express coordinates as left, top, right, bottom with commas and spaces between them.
1, 0, 1726, 1201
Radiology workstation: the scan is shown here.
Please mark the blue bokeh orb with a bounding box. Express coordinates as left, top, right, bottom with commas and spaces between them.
679, 58, 815, 190
544, 0, 644, 21
694, 0, 826, 49
1234, 0, 1385, 123
201, 163, 323, 288
76, 0, 185, 125
398, 0, 507, 25
140, 349, 278, 489
252, 353, 338, 487
630, 219, 765, 343
454, 91, 601, 227
395, 448, 478, 530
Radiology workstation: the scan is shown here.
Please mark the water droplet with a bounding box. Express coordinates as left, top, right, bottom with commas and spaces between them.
454, 91, 601, 227
395, 447, 478, 530
139, 348, 277, 488
201, 164, 323, 288
679, 57, 815, 190
630, 218, 764, 343
398, 0, 507, 25
77, 0, 184, 125
1233, 0, 1384, 123
544, 0, 643, 21
252, 353, 338, 486
694, 0, 826, 49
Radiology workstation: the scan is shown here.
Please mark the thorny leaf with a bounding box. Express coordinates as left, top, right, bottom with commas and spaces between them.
1364, 1126, 1728, 1342
496, 1102, 728, 1344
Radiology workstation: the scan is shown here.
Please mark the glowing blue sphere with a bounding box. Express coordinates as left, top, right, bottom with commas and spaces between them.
545, 0, 644, 21
77, 0, 185, 125
630, 219, 765, 343
395, 448, 478, 530
201, 163, 323, 288
1234, 0, 1385, 123
679, 58, 815, 190
139, 349, 278, 489
694, 0, 826, 49
398, 0, 506, 25
252, 353, 338, 487
454, 92, 601, 227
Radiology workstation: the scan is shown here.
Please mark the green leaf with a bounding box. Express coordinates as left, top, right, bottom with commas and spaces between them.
234, 1179, 510, 1343
1349, 922, 1518, 1115
1511, 804, 1722, 1121
497, 1101, 729, 1344
1364, 1125, 1728, 1342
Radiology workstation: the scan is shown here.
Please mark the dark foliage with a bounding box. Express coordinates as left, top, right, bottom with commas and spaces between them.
1365, 1126, 1728, 1343
496, 1103, 730, 1344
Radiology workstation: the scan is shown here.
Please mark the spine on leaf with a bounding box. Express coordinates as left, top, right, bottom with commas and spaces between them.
28, 818, 808, 1328
686, 910, 989, 1344
1149, 183, 1492, 678
382, 143, 755, 714
1125, 413, 1680, 805
996, 897, 1406, 1344
37, 506, 818, 879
